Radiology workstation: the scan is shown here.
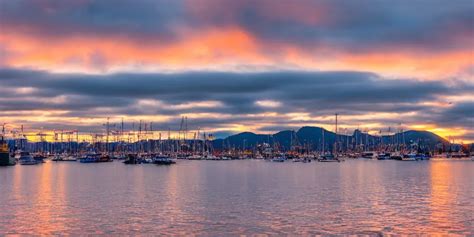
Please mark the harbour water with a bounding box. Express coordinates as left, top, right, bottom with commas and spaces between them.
0, 160, 472, 235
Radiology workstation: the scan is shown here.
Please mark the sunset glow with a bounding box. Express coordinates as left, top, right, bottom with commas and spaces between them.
0, 0, 473, 142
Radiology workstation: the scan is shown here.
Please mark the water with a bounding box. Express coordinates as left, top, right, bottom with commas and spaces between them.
0, 160, 472, 235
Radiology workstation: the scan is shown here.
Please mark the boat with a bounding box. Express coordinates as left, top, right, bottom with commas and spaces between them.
52, 153, 76, 161
98, 154, 112, 162
187, 154, 202, 160
18, 152, 41, 165
153, 155, 176, 165
450, 152, 468, 159
0, 137, 15, 166
115, 154, 127, 160
139, 154, 153, 164
63, 155, 77, 161
79, 153, 100, 163
418, 153, 431, 160
271, 157, 285, 162
390, 152, 403, 160
377, 152, 391, 160
204, 154, 219, 160
318, 153, 341, 162
51, 154, 64, 161
33, 154, 46, 163
401, 153, 418, 161
123, 154, 141, 164
270, 154, 286, 162
361, 151, 378, 159
318, 113, 343, 163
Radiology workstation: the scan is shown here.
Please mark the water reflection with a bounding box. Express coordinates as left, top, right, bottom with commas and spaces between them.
0, 160, 472, 235
429, 161, 471, 235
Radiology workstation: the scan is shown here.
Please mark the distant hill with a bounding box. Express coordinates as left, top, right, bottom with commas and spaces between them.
212, 126, 448, 151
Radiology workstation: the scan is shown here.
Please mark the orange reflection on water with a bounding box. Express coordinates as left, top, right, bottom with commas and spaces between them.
429, 161, 457, 233
11, 163, 67, 235
35, 163, 66, 234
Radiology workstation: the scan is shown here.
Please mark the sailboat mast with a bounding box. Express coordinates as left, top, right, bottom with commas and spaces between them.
334, 113, 338, 154
322, 128, 325, 154
106, 117, 110, 154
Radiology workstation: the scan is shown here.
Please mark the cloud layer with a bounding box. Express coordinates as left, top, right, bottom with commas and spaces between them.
1, 67, 472, 141
1, 0, 473, 78
0, 0, 472, 141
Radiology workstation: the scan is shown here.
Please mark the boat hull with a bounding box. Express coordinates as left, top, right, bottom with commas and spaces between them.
318, 159, 340, 162
0, 152, 15, 166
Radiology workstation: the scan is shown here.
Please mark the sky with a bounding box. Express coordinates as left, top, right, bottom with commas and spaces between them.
0, 0, 473, 142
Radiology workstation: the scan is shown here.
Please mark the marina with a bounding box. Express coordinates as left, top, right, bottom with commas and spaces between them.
1, 1, 473, 235
2, 114, 472, 165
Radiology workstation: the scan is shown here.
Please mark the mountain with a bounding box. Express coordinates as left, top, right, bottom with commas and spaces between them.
212, 126, 448, 151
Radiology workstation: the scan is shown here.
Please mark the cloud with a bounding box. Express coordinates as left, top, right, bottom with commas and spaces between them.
0, 67, 472, 140
0, 0, 185, 41
2, 1, 472, 78
1, 0, 472, 53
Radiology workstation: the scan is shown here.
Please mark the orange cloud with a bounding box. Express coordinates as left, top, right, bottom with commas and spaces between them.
2, 28, 471, 79
0, 28, 268, 72
277, 45, 473, 80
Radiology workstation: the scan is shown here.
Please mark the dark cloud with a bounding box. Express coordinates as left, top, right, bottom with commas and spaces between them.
1, 0, 472, 52
0, 67, 472, 136
430, 102, 474, 128
0, 0, 185, 42
1, 68, 464, 111
190, 0, 474, 52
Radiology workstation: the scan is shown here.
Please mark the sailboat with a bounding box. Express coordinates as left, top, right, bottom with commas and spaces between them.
318, 114, 343, 162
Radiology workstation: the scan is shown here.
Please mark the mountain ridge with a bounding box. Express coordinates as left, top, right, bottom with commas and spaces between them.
212, 126, 449, 151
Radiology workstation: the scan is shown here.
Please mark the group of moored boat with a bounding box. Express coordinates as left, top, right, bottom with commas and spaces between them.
0, 140, 178, 166
357, 151, 431, 161
123, 154, 176, 165
263, 150, 474, 163
2, 136, 473, 168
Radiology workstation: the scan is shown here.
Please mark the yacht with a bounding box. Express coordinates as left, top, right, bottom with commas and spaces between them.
153, 155, 176, 165
0, 137, 15, 166
79, 153, 100, 163
33, 154, 46, 163
377, 152, 391, 160
51, 154, 65, 161
63, 155, 78, 161
52, 153, 76, 161
123, 154, 141, 164
204, 154, 219, 160
390, 152, 403, 160
418, 153, 431, 160
401, 153, 418, 161
18, 152, 40, 165
318, 153, 341, 162
270, 154, 286, 162
98, 154, 112, 162
187, 154, 203, 160
361, 151, 378, 159
292, 157, 304, 162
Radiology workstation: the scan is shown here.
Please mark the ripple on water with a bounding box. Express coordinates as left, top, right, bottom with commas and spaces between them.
0, 160, 473, 235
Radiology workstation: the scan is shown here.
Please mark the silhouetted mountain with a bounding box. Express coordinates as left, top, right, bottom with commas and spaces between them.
212, 126, 448, 151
